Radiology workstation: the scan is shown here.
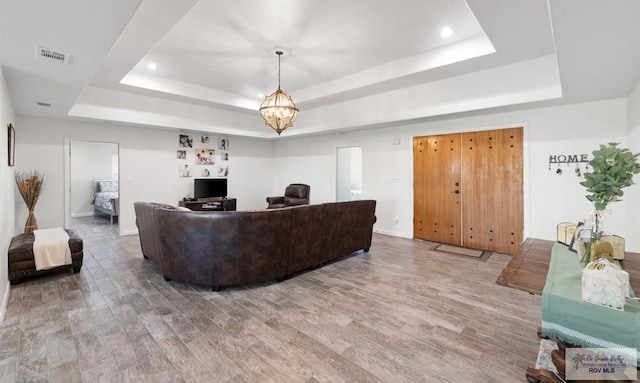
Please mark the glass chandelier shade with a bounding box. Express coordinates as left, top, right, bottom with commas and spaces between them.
259, 51, 299, 135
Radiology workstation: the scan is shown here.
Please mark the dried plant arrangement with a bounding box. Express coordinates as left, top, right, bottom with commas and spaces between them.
15, 170, 45, 233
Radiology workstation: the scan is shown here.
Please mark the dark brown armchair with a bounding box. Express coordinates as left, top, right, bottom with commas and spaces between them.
266, 183, 310, 209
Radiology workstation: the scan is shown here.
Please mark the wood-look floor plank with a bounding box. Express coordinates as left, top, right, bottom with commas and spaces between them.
16, 356, 48, 383
0, 356, 17, 383
0, 215, 544, 382
74, 332, 109, 372
46, 327, 78, 369
50, 360, 83, 383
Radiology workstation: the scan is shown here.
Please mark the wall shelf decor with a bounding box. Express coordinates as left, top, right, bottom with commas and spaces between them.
548, 153, 589, 176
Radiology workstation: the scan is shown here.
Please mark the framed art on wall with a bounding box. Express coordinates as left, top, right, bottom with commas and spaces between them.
8, 123, 15, 167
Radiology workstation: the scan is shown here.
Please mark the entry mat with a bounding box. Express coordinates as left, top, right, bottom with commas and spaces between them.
435, 244, 484, 258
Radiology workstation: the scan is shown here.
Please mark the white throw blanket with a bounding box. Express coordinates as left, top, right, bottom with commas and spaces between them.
33, 228, 72, 271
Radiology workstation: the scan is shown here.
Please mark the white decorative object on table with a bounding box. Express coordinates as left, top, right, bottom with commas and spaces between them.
582, 257, 629, 310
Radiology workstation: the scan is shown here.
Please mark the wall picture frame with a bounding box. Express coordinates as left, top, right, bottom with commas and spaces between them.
7, 123, 15, 167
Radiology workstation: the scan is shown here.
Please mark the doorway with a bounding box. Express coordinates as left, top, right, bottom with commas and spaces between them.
64, 140, 119, 233
413, 127, 523, 255
336, 146, 363, 202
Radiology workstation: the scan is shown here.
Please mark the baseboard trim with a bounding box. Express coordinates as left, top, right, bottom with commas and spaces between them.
71, 212, 95, 218
0, 282, 10, 322
373, 228, 412, 239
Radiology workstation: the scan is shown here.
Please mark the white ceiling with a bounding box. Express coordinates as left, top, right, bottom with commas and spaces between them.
1, 0, 640, 139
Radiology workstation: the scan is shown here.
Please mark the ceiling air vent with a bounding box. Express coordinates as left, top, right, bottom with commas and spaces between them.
35, 101, 52, 107
35, 46, 69, 64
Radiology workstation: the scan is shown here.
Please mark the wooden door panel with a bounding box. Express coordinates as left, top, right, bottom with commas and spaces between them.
413, 135, 461, 245
461, 128, 523, 254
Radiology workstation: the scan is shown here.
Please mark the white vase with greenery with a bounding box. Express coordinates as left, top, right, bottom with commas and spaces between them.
579, 143, 640, 264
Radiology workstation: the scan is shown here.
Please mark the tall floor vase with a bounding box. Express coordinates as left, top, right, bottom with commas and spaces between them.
15, 170, 45, 234
24, 210, 38, 233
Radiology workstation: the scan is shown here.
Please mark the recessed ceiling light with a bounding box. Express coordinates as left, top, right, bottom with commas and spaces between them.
147, 63, 158, 70
440, 27, 453, 38
257, 93, 265, 98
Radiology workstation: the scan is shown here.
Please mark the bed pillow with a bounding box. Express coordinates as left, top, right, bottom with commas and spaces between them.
99, 181, 118, 192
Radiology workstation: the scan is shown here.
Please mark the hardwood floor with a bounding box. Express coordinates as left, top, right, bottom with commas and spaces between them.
496, 238, 554, 295
1, 218, 542, 382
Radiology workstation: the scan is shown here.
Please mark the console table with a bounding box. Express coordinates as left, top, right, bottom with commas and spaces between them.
541, 243, 640, 351
526, 242, 640, 382
179, 198, 236, 211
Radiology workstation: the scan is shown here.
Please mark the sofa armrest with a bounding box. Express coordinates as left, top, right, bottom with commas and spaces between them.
266, 196, 285, 205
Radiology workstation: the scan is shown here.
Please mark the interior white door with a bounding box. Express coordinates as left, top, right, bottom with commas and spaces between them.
336, 146, 363, 202
65, 140, 119, 228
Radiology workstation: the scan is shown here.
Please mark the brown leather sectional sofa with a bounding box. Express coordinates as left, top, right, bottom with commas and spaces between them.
134, 200, 376, 290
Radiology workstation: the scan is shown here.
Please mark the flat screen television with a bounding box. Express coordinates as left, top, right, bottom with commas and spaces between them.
194, 178, 227, 199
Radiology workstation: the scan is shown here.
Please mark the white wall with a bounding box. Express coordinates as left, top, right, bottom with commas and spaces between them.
70, 140, 117, 217
0, 67, 16, 320
14, 116, 274, 235
12, 98, 640, 253
274, 98, 637, 250
627, 80, 640, 251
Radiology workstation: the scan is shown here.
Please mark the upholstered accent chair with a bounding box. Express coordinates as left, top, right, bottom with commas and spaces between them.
266, 183, 310, 209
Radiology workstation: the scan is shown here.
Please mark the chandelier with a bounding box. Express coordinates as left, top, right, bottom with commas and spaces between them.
259, 51, 299, 135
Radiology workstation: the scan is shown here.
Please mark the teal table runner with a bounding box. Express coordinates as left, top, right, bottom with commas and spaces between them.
541, 243, 640, 361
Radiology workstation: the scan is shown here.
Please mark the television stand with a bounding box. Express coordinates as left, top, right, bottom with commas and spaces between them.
179, 197, 236, 211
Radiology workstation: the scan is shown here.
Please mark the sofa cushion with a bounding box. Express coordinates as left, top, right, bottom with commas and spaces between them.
284, 197, 308, 206
286, 204, 324, 274
319, 200, 376, 264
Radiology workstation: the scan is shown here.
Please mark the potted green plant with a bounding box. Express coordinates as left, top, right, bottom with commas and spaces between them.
579, 142, 640, 263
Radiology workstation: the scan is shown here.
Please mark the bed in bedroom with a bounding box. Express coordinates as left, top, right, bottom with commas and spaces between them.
92, 179, 119, 224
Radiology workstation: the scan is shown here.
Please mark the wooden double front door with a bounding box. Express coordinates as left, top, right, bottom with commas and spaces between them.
413, 127, 523, 255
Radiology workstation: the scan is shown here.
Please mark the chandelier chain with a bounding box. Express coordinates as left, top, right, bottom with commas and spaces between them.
276, 50, 283, 90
